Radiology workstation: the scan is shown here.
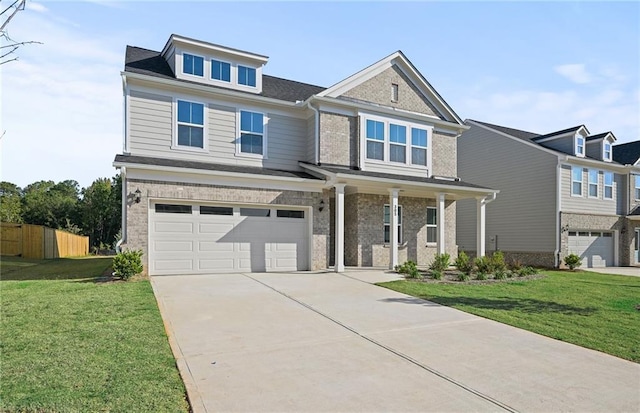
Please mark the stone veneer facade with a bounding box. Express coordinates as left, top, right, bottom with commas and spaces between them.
124, 179, 331, 272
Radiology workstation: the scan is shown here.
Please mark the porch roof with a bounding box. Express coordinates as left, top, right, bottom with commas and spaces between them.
300, 163, 497, 200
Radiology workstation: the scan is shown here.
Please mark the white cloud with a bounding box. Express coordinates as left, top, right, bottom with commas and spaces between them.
27, 2, 48, 13
554, 64, 593, 84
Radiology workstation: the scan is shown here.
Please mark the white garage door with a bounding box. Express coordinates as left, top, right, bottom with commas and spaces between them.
568, 231, 614, 268
149, 203, 309, 275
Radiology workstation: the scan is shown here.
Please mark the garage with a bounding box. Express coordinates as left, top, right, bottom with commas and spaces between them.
149, 202, 309, 275
567, 231, 614, 268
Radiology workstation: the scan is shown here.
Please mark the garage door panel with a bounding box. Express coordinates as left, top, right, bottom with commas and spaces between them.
154, 259, 193, 271
199, 222, 235, 235
199, 259, 236, 270
568, 232, 613, 268
155, 240, 194, 252
199, 241, 234, 252
155, 222, 194, 234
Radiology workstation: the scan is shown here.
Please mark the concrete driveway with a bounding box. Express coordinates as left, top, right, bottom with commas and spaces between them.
152, 271, 639, 413
586, 267, 640, 277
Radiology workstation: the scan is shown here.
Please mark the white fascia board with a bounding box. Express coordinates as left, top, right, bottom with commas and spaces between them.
122, 71, 297, 109
466, 119, 567, 160
561, 157, 630, 172
164, 34, 269, 63
112, 161, 326, 191
311, 95, 468, 133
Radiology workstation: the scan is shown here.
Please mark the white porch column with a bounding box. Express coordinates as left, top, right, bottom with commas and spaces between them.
334, 183, 346, 273
436, 193, 446, 255
389, 189, 400, 269
476, 196, 486, 257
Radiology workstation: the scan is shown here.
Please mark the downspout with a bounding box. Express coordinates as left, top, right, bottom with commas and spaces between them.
554, 156, 565, 268
307, 100, 320, 165
121, 74, 130, 154
115, 167, 127, 253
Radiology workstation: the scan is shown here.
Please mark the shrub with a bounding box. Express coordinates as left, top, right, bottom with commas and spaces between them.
517, 266, 538, 277
490, 251, 507, 272
454, 251, 473, 275
474, 256, 492, 274
429, 253, 450, 272
431, 269, 443, 280
112, 249, 143, 280
395, 261, 420, 279
564, 254, 582, 270
510, 258, 523, 271
476, 272, 488, 281
457, 272, 470, 282
494, 269, 508, 280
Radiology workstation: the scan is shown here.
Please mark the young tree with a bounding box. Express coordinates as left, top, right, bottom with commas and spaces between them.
0, 181, 22, 222
22, 180, 81, 230
80, 175, 121, 248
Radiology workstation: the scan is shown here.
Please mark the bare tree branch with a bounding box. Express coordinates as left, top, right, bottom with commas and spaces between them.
0, 0, 25, 32
0, 0, 40, 65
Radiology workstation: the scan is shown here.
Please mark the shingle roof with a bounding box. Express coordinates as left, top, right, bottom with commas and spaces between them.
629, 206, 640, 216
124, 46, 326, 102
531, 125, 585, 141
586, 132, 611, 141
468, 119, 539, 141
114, 154, 322, 180
612, 140, 640, 165
302, 163, 493, 190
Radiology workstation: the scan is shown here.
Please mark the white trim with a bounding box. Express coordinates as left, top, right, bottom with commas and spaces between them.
436, 193, 445, 255
236, 108, 268, 159
555, 159, 562, 267
180, 51, 205, 79
571, 166, 584, 197
163, 34, 269, 63
334, 183, 346, 272
587, 169, 599, 199
603, 171, 614, 201
426, 206, 437, 245
172, 98, 208, 152
209, 57, 232, 84
575, 134, 585, 158
383, 202, 402, 245
603, 140, 613, 162
387, 190, 400, 269
122, 74, 131, 154
634, 174, 640, 201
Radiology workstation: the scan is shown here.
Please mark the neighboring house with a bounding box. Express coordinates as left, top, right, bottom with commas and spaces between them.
457, 120, 640, 268
113, 34, 496, 275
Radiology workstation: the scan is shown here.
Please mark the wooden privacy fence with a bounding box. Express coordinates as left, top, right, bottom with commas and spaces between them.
1, 223, 89, 259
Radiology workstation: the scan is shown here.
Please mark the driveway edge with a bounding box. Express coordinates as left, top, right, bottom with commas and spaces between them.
150, 277, 206, 413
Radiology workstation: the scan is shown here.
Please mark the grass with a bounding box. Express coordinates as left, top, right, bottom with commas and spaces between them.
1, 256, 189, 412
378, 270, 640, 362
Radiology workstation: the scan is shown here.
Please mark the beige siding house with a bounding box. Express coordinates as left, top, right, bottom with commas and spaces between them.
458, 120, 640, 268
114, 34, 496, 275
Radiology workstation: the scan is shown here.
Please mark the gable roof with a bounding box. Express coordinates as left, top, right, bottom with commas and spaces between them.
124, 46, 325, 103
469, 120, 539, 141
586, 132, 615, 142
317, 51, 463, 125
612, 140, 640, 165
531, 125, 588, 142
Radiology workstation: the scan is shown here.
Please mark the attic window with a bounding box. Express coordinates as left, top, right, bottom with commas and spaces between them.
575, 135, 585, 157
391, 83, 399, 102
604, 142, 612, 161
183, 53, 204, 77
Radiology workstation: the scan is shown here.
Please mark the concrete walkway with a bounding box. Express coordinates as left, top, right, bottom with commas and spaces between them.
585, 266, 640, 277
152, 271, 640, 413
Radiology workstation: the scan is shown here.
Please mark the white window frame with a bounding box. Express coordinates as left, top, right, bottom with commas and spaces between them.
210, 58, 232, 83
604, 171, 614, 200
172, 98, 208, 153
389, 123, 407, 164
236, 108, 268, 159
360, 113, 432, 172
575, 135, 585, 157
365, 118, 385, 161
588, 169, 599, 198
383, 204, 402, 244
411, 127, 429, 167
635, 175, 640, 200
426, 206, 437, 244
182, 52, 205, 78
237, 65, 257, 87
571, 166, 583, 197
603, 141, 612, 161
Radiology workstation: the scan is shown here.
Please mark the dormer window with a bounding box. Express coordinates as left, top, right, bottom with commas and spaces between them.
211, 59, 231, 82
603, 141, 612, 161
183, 53, 204, 77
575, 135, 585, 157
238, 65, 256, 87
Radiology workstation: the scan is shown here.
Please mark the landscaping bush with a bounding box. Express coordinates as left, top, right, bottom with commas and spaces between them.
457, 272, 470, 282
474, 256, 492, 274
517, 266, 538, 277
431, 269, 443, 280
494, 269, 508, 280
510, 258, 523, 271
429, 253, 450, 272
395, 260, 420, 279
564, 254, 582, 270
476, 271, 488, 281
454, 251, 473, 275
490, 251, 507, 272
112, 249, 143, 280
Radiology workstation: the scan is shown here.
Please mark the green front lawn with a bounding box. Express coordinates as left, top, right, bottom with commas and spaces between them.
379, 270, 640, 362
1, 256, 189, 412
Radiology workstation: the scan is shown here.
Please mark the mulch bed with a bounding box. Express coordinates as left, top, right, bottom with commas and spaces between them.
406, 269, 546, 284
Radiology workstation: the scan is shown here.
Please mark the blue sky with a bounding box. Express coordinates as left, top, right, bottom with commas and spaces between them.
2, 1, 639, 188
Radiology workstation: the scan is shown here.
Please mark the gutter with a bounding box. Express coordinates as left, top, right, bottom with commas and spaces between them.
115, 166, 127, 252
306, 101, 320, 165
554, 156, 566, 268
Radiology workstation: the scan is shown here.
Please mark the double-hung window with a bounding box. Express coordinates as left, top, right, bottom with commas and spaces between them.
426, 207, 437, 244
389, 124, 406, 163
604, 172, 613, 200
571, 167, 583, 196
239, 110, 264, 155
177, 100, 204, 149
411, 128, 428, 166
604, 142, 612, 161
183, 53, 204, 77
576, 136, 585, 156
238, 65, 256, 87
588, 169, 599, 198
366, 119, 385, 161
211, 59, 231, 82
635, 175, 640, 200
383, 204, 402, 244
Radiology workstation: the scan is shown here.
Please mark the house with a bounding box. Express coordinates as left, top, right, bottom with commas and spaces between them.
457, 120, 640, 268
113, 34, 497, 275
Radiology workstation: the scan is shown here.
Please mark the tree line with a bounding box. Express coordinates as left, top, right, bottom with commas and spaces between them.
0, 175, 122, 250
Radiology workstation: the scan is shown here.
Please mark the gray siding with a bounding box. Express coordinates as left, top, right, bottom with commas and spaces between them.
128, 89, 307, 171
560, 165, 623, 215
585, 141, 602, 160
539, 136, 574, 155
457, 123, 558, 253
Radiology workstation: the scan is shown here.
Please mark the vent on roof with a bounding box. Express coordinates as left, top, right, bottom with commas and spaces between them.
430, 175, 461, 182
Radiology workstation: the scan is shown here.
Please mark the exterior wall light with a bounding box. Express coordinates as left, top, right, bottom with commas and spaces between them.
318, 199, 325, 212
133, 188, 142, 204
